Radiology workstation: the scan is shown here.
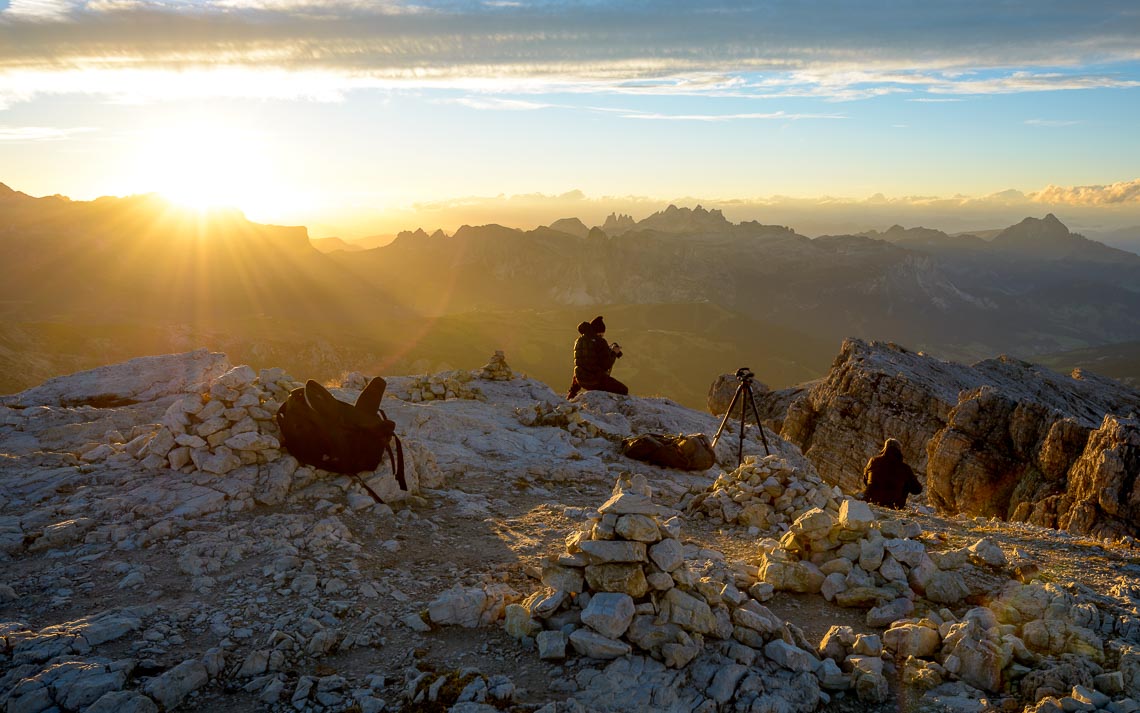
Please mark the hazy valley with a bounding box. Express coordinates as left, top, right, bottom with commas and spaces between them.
3, 183, 1140, 407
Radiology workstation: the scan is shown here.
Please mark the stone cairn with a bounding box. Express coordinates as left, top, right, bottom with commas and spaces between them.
505, 475, 834, 681
476, 350, 515, 381
684, 455, 845, 531
89, 365, 296, 475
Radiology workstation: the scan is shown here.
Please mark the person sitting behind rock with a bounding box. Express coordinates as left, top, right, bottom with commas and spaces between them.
566, 315, 629, 399
860, 437, 922, 509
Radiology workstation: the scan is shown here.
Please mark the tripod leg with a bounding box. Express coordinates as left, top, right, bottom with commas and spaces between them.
745, 386, 771, 456
737, 385, 746, 467
710, 385, 743, 448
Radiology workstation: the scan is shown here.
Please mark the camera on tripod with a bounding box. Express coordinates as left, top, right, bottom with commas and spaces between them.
712, 365, 770, 465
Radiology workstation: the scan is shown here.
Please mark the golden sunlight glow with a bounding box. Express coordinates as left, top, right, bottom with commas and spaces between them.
130, 122, 290, 219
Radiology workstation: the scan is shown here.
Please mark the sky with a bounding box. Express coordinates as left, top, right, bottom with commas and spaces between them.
1, 0, 1139, 238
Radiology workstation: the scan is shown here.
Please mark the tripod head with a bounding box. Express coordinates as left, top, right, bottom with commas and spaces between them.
735, 367, 755, 384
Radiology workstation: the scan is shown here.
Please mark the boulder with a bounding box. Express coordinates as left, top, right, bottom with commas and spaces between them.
568, 629, 631, 659
580, 593, 635, 639
584, 564, 649, 598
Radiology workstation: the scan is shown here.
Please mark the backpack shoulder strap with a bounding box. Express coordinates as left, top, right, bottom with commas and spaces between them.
355, 376, 387, 414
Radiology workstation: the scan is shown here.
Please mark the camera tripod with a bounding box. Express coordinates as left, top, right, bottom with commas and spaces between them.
710, 367, 771, 467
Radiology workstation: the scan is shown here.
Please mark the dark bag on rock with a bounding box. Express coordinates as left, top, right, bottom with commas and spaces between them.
620, 432, 716, 471
276, 377, 406, 502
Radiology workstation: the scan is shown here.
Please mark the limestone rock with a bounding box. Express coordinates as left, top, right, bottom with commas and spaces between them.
9, 349, 229, 407
866, 597, 914, 627
537, 631, 567, 660
579, 539, 647, 563
660, 588, 716, 635
764, 640, 817, 672
884, 623, 941, 658
568, 629, 631, 659
648, 538, 684, 572
143, 659, 209, 710
769, 338, 1140, 538
584, 563, 649, 598
580, 593, 635, 639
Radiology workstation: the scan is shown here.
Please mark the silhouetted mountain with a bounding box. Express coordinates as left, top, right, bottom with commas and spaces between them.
310, 236, 364, 253
601, 212, 636, 234
548, 217, 590, 238
1082, 225, 1140, 255
4, 183, 1139, 405
634, 204, 732, 234
336, 211, 1140, 365
989, 213, 1137, 262
861, 224, 988, 255
0, 187, 409, 323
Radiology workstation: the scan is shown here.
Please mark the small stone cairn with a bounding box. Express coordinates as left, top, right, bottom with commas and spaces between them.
505, 475, 829, 679
684, 455, 845, 531
476, 350, 515, 380
97, 365, 296, 475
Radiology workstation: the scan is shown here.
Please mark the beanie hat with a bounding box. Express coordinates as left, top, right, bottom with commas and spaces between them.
590, 315, 606, 334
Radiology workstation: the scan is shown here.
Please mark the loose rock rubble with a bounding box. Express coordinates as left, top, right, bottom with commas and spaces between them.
391, 350, 517, 404
683, 455, 846, 532
515, 401, 607, 441
105, 364, 296, 475
2, 349, 1140, 713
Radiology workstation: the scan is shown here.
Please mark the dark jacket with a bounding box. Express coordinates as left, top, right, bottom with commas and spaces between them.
861, 439, 922, 509
573, 334, 617, 385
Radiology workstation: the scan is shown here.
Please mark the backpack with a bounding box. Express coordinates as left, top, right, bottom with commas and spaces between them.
620, 432, 717, 471
276, 377, 406, 503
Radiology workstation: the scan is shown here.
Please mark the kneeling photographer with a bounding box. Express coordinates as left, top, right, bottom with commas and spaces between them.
566, 315, 629, 399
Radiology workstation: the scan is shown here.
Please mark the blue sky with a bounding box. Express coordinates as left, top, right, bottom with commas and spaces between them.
0, 0, 1138, 235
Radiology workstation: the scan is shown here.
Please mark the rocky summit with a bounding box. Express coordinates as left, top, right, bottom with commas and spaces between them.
1, 349, 1140, 713
764, 338, 1140, 539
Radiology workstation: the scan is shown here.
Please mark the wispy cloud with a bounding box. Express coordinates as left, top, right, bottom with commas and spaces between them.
0, 124, 93, 141
0, 1, 1138, 103
928, 72, 1140, 95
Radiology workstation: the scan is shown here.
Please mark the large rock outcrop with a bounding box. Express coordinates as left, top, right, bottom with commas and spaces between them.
769, 338, 1140, 537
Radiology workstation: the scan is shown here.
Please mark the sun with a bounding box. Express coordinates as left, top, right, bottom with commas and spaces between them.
133, 122, 284, 218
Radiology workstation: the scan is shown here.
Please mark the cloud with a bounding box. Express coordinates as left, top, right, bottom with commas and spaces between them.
928, 72, 1140, 95
1029, 179, 1140, 206
0, 1, 1138, 103
0, 124, 93, 141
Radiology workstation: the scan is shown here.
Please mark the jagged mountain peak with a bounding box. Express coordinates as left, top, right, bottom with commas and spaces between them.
635, 203, 732, 233
601, 212, 636, 234
995, 213, 1071, 243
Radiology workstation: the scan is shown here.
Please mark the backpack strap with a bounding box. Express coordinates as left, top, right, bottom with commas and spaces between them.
389, 434, 407, 491
350, 473, 385, 504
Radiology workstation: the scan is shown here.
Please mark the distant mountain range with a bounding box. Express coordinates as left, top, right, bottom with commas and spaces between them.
2, 183, 1138, 402
333, 206, 1140, 363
